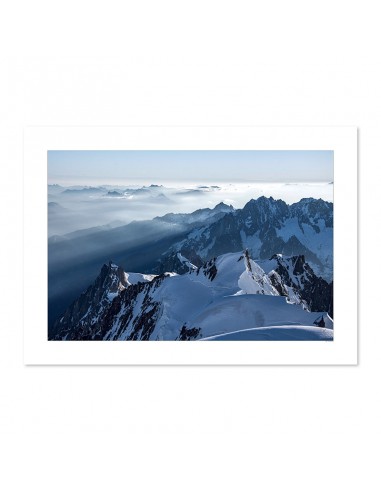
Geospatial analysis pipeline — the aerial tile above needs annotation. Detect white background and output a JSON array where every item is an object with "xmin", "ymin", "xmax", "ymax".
[{"xmin": 0, "ymin": 1, "xmax": 379, "ymax": 491}]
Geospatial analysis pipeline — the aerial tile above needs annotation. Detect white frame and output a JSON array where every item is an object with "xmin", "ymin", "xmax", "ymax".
[{"xmin": 23, "ymin": 126, "xmax": 357, "ymax": 365}]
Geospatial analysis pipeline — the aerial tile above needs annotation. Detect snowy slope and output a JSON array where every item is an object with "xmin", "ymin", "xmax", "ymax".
[
  {"xmin": 185, "ymin": 294, "xmax": 332, "ymax": 340},
  {"xmin": 53, "ymin": 251, "xmax": 333, "ymax": 341},
  {"xmin": 201, "ymin": 325, "xmax": 333, "ymax": 341},
  {"xmin": 124, "ymin": 272, "xmax": 157, "ymax": 285}
]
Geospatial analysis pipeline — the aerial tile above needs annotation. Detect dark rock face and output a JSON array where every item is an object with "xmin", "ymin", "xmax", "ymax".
[
  {"xmin": 313, "ymin": 315, "xmax": 326, "ymax": 328},
  {"xmin": 52, "ymin": 270, "xmax": 169, "ymax": 341},
  {"xmin": 154, "ymin": 252, "xmax": 197, "ymax": 275},
  {"xmin": 177, "ymin": 326, "xmax": 202, "ymax": 340},
  {"xmin": 244, "ymin": 249, "xmax": 252, "ymax": 273},
  {"xmin": 267, "ymin": 254, "xmax": 333, "ymax": 318},
  {"xmin": 268, "ymin": 271, "xmax": 289, "ymax": 296},
  {"xmin": 101, "ymin": 279, "xmax": 163, "ymax": 341},
  {"xmin": 197, "ymin": 258, "xmax": 218, "ymax": 281},
  {"xmin": 50, "ymin": 262, "xmax": 128, "ymax": 340},
  {"xmin": 206, "ymin": 213, "xmax": 246, "ymax": 257}
]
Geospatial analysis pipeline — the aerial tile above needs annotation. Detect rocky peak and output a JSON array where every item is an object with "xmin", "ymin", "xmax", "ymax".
[
  {"xmin": 100, "ymin": 262, "xmax": 128, "ymax": 297},
  {"xmin": 50, "ymin": 261, "xmax": 128, "ymax": 340},
  {"xmin": 154, "ymin": 251, "xmax": 197, "ymax": 275},
  {"xmin": 266, "ymin": 254, "xmax": 333, "ymax": 317},
  {"xmin": 213, "ymin": 202, "xmax": 235, "ymax": 213},
  {"xmin": 290, "ymin": 198, "xmax": 333, "ymax": 229},
  {"xmin": 241, "ymin": 196, "xmax": 290, "ymax": 229}
]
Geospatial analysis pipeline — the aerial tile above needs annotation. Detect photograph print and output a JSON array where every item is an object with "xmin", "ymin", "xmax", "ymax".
[{"xmin": 48, "ymin": 150, "xmax": 333, "ymax": 341}]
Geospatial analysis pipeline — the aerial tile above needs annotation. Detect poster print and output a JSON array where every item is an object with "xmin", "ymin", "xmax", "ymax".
[
  {"xmin": 48, "ymin": 150, "xmax": 334, "ymax": 342},
  {"xmin": 23, "ymin": 127, "xmax": 357, "ymax": 364}
]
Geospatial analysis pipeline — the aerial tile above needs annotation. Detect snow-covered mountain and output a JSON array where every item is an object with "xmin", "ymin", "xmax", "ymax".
[
  {"xmin": 155, "ymin": 202, "xmax": 234, "ymax": 226},
  {"xmin": 51, "ymin": 251, "xmax": 333, "ymax": 341},
  {"xmin": 48, "ymin": 196, "xmax": 333, "ymax": 333},
  {"xmin": 157, "ymin": 196, "xmax": 333, "ymax": 280},
  {"xmin": 257, "ymin": 253, "xmax": 333, "ymax": 317}
]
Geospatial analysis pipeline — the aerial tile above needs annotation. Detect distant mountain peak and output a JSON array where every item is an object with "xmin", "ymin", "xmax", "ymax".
[
  {"xmin": 106, "ymin": 190, "xmax": 123, "ymax": 197},
  {"xmin": 243, "ymin": 195, "xmax": 287, "ymax": 209},
  {"xmin": 214, "ymin": 201, "xmax": 234, "ymax": 211}
]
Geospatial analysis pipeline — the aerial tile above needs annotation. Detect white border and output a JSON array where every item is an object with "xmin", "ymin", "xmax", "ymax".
[{"xmin": 23, "ymin": 126, "xmax": 357, "ymax": 365}]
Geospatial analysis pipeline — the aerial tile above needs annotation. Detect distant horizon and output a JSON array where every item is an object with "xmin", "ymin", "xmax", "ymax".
[
  {"xmin": 48, "ymin": 150, "xmax": 334, "ymax": 184},
  {"xmin": 48, "ymin": 178, "xmax": 334, "ymax": 187}
]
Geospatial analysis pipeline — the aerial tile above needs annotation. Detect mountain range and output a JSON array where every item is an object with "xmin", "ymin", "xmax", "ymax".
[
  {"xmin": 154, "ymin": 196, "xmax": 333, "ymax": 280},
  {"xmin": 51, "ymin": 251, "xmax": 333, "ymax": 341},
  {"xmin": 48, "ymin": 195, "xmax": 333, "ymax": 336}
]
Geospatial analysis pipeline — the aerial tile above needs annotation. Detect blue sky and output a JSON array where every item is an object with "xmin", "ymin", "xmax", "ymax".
[{"xmin": 48, "ymin": 150, "xmax": 333, "ymax": 184}]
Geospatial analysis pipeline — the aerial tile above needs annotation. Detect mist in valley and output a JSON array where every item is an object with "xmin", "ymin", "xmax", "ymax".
[{"xmin": 48, "ymin": 181, "xmax": 333, "ymax": 237}]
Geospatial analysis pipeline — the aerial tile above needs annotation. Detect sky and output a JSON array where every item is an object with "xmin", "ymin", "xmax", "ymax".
[{"xmin": 48, "ymin": 150, "xmax": 333, "ymax": 185}]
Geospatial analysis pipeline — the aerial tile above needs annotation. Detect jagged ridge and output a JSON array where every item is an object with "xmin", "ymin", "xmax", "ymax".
[
  {"xmin": 156, "ymin": 196, "xmax": 333, "ymax": 280},
  {"xmin": 52, "ymin": 251, "xmax": 333, "ymax": 341}
]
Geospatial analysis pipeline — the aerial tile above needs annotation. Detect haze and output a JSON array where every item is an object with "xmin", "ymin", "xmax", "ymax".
[{"xmin": 49, "ymin": 150, "xmax": 333, "ymax": 184}]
